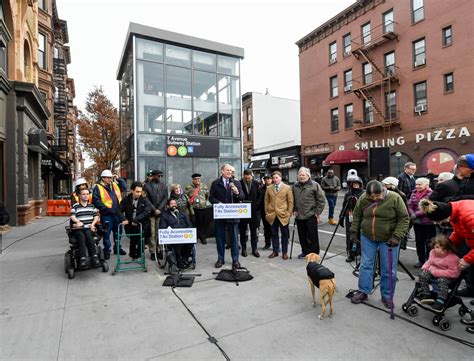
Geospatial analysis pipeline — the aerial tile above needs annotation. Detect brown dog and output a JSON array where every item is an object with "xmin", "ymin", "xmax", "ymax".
[{"xmin": 305, "ymin": 253, "xmax": 336, "ymax": 319}]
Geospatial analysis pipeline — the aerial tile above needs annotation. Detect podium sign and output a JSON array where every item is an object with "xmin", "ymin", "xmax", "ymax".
[
  {"xmin": 213, "ymin": 203, "xmax": 251, "ymax": 219},
  {"xmin": 158, "ymin": 228, "xmax": 197, "ymax": 244}
]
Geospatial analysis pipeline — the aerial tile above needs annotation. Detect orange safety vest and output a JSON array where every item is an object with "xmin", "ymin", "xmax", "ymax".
[
  {"xmin": 72, "ymin": 193, "xmax": 93, "ymax": 204},
  {"xmin": 97, "ymin": 182, "xmax": 122, "ymax": 208}
]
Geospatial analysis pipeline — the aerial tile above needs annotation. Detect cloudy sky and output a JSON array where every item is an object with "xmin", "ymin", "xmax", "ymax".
[{"xmin": 56, "ymin": 0, "xmax": 354, "ymax": 110}]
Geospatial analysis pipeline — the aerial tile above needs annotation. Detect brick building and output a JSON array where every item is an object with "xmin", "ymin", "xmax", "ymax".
[{"xmin": 297, "ymin": 0, "xmax": 473, "ymax": 182}]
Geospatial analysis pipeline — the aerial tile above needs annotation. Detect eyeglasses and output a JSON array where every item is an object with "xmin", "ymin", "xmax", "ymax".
[{"xmin": 407, "ymin": 168, "xmax": 416, "ymax": 171}]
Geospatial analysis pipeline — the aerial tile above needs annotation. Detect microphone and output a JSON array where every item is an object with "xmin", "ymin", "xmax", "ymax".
[{"xmin": 173, "ymin": 208, "xmax": 179, "ymax": 216}]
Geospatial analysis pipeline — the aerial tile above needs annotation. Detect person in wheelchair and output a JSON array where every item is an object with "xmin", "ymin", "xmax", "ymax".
[
  {"xmin": 120, "ymin": 181, "xmax": 153, "ymax": 259},
  {"xmin": 159, "ymin": 198, "xmax": 193, "ymax": 270},
  {"xmin": 70, "ymin": 188, "xmax": 100, "ymax": 268}
]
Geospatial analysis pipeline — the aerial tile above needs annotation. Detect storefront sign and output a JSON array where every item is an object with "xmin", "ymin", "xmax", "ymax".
[
  {"xmin": 166, "ymin": 135, "xmax": 219, "ymax": 157},
  {"xmin": 250, "ymin": 153, "xmax": 270, "ymax": 161},
  {"xmin": 303, "ymin": 143, "xmax": 331, "ymax": 155},
  {"xmin": 158, "ymin": 227, "xmax": 197, "ymax": 244},
  {"xmin": 353, "ymin": 126, "xmax": 471, "ymax": 150},
  {"xmin": 213, "ymin": 203, "xmax": 251, "ymax": 219}
]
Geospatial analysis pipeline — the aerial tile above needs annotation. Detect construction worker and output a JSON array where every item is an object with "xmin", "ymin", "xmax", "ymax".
[{"xmin": 71, "ymin": 178, "xmax": 92, "ymax": 205}]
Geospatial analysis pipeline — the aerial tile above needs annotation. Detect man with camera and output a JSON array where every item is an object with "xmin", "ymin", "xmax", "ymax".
[
  {"xmin": 321, "ymin": 169, "xmax": 341, "ymax": 225},
  {"xmin": 209, "ymin": 164, "xmax": 244, "ymax": 268},
  {"xmin": 143, "ymin": 169, "xmax": 167, "ymax": 261}
]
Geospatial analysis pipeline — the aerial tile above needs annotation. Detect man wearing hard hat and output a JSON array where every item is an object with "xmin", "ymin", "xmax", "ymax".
[
  {"xmin": 92, "ymin": 170, "xmax": 127, "ymax": 259},
  {"xmin": 71, "ymin": 178, "xmax": 92, "ymax": 205}
]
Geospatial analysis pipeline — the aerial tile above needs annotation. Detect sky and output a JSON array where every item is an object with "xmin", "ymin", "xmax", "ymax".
[{"xmin": 56, "ymin": 0, "xmax": 355, "ymax": 110}]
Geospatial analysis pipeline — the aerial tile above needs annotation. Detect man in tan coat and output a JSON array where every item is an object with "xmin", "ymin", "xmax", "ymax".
[{"xmin": 265, "ymin": 171, "xmax": 294, "ymax": 260}]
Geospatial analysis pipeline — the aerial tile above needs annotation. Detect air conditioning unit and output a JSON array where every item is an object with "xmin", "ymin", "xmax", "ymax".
[
  {"xmin": 414, "ymin": 104, "xmax": 427, "ymax": 113},
  {"xmin": 329, "ymin": 58, "xmax": 337, "ymax": 64},
  {"xmin": 344, "ymin": 85, "xmax": 352, "ymax": 92},
  {"xmin": 414, "ymin": 58, "xmax": 426, "ymax": 67}
]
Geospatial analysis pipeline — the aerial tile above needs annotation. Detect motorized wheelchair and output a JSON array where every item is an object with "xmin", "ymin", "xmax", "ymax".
[{"xmin": 64, "ymin": 224, "xmax": 109, "ymax": 279}]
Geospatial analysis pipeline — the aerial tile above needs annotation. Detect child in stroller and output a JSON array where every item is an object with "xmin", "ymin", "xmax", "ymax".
[{"xmin": 402, "ymin": 235, "xmax": 470, "ymax": 331}]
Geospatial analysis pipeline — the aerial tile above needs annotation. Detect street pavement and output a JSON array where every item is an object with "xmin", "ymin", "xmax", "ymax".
[{"xmin": 1, "ymin": 198, "xmax": 473, "ymax": 360}]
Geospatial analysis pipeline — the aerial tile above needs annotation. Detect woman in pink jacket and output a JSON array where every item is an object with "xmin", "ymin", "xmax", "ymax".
[{"xmin": 416, "ymin": 235, "xmax": 460, "ymax": 311}]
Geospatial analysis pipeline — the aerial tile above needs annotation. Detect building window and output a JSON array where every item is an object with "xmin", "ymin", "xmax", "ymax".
[
  {"xmin": 343, "ymin": 69, "xmax": 352, "ymax": 91},
  {"xmin": 383, "ymin": 9, "xmax": 394, "ymax": 33},
  {"xmin": 385, "ymin": 91, "xmax": 397, "ymax": 119},
  {"xmin": 344, "ymin": 104, "xmax": 353, "ymax": 129},
  {"xmin": 329, "ymin": 41, "xmax": 337, "ymax": 64},
  {"xmin": 343, "ymin": 33, "xmax": 351, "ymax": 56},
  {"xmin": 413, "ymin": 38, "xmax": 426, "ymax": 67},
  {"xmin": 363, "ymin": 63, "xmax": 372, "ymax": 85},
  {"xmin": 442, "ymin": 26, "xmax": 452, "ymax": 46},
  {"xmin": 38, "ymin": 32, "xmax": 47, "ymax": 70},
  {"xmin": 363, "ymin": 100, "xmax": 373, "ymax": 124},
  {"xmin": 384, "ymin": 51, "xmax": 395, "ymax": 76},
  {"xmin": 361, "ymin": 22, "xmax": 371, "ymax": 44},
  {"xmin": 444, "ymin": 73, "xmax": 454, "ymax": 92},
  {"xmin": 38, "ymin": 0, "xmax": 47, "ymax": 11},
  {"xmin": 414, "ymin": 81, "xmax": 427, "ymax": 112},
  {"xmin": 246, "ymin": 107, "xmax": 252, "ymax": 122},
  {"xmin": 330, "ymin": 76, "xmax": 338, "ymax": 98},
  {"xmin": 412, "ymin": 0, "xmax": 424, "ymax": 23},
  {"xmin": 330, "ymin": 108, "xmax": 339, "ymax": 132},
  {"xmin": 0, "ymin": 47, "xmax": 6, "ymax": 74},
  {"xmin": 246, "ymin": 127, "xmax": 252, "ymax": 141}
]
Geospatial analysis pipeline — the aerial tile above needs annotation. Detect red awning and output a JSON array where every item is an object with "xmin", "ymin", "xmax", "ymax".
[{"xmin": 324, "ymin": 150, "xmax": 368, "ymax": 165}]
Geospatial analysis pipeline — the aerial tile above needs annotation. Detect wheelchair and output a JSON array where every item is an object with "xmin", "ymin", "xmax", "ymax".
[
  {"xmin": 64, "ymin": 224, "xmax": 109, "ymax": 279},
  {"xmin": 155, "ymin": 241, "xmax": 196, "ymax": 274}
]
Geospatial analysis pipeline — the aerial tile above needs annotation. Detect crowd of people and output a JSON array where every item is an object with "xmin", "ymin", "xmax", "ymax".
[{"xmin": 68, "ymin": 153, "xmax": 474, "ymax": 335}]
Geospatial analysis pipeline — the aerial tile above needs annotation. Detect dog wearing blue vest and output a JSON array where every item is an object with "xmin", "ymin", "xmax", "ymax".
[{"xmin": 305, "ymin": 253, "xmax": 337, "ymax": 319}]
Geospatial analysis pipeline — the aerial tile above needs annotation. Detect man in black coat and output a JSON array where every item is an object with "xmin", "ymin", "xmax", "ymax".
[
  {"xmin": 239, "ymin": 170, "xmax": 263, "ymax": 258},
  {"xmin": 209, "ymin": 163, "xmax": 244, "ymax": 268},
  {"xmin": 143, "ymin": 169, "xmax": 168, "ymax": 260},
  {"xmin": 260, "ymin": 175, "xmax": 273, "ymax": 250},
  {"xmin": 120, "ymin": 181, "xmax": 154, "ymax": 259},
  {"xmin": 451, "ymin": 154, "xmax": 474, "ymax": 201},
  {"xmin": 429, "ymin": 171, "xmax": 460, "ymax": 202},
  {"xmin": 159, "ymin": 198, "xmax": 193, "ymax": 269},
  {"xmin": 397, "ymin": 162, "xmax": 417, "ymax": 198}
]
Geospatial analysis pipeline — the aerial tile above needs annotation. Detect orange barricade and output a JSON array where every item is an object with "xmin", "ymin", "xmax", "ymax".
[{"xmin": 46, "ymin": 200, "xmax": 71, "ymax": 216}]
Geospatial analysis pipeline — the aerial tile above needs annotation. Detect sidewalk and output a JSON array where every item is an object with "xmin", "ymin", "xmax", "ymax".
[{"xmin": 0, "ymin": 217, "xmax": 472, "ymax": 360}]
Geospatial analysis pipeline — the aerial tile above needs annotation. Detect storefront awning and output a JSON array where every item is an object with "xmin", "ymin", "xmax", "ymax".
[
  {"xmin": 324, "ymin": 150, "xmax": 368, "ymax": 165},
  {"xmin": 247, "ymin": 159, "xmax": 269, "ymax": 170}
]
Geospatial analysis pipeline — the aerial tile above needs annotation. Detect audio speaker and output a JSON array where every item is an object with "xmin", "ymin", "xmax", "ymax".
[{"xmin": 368, "ymin": 147, "xmax": 391, "ymax": 179}]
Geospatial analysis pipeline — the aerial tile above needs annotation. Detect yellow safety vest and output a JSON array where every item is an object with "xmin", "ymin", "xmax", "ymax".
[{"xmin": 97, "ymin": 182, "xmax": 122, "ymax": 208}]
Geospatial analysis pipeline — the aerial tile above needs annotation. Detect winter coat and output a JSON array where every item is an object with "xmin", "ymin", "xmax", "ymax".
[
  {"xmin": 339, "ymin": 187, "xmax": 364, "ymax": 228},
  {"xmin": 306, "ymin": 262, "xmax": 335, "ymax": 288},
  {"xmin": 351, "ymin": 190, "xmax": 409, "ymax": 242},
  {"xmin": 239, "ymin": 178, "xmax": 263, "ymax": 226},
  {"xmin": 209, "ymin": 177, "xmax": 244, "ymax": 223},
  {"xmin": 120, "ymin": 194, "xmax": 153, "ymax": 238},
  {"xmin": 448, "ymin": 200, "xmax": 474, "ymax": 264},
  {"xmin": 184, "ymin": 182, "xmax": 211, "ymax": 209},
  {"xmin": 159, "ymin": 208, "xmax": 193, "ymax": 229},
  {"xmin": 265, "ymin": 183, "xmax": 294, "ymax": 226},
  {"xmin": 292, "ymin": 180, "xmax": 325, "ymax": 220},
  {"xmin": 429, "ymin": 177, "xmax": 461, "ymax": 202},
  {"xmin": 92, "ymin": 178, "xmax": 127, "ymax": 217},
  {"xmin": 321, "ymin": 175, "xmax": 341, "ymax": 195},
  {"xmin": 421, "ymin": 249, "xmax": 461, "ymax": 279},
  {"xmin": 408, "ymin": 188, "xmax": 434, "ymax": 225},
  {"xmin": 451, "ymin": 174, "xmax": 474, "ymax": 201},
  {"xmin": 397, "ymin": 172, "xmax": 416, "ymax": 198},
  {"xmin": 170, "ymin": 192, "xmax": 194, "ymax": 218},
  {"xmin": 143, "ymin": 180, "xmax": 167, "ymax": 211}
]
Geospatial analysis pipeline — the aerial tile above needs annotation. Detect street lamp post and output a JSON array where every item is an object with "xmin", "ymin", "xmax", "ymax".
[{"xmin": 395, "ymin": 151, "xmax": 402, "ymax": 175}]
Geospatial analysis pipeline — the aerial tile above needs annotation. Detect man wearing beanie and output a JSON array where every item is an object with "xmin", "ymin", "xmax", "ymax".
[{"xmin": 452, "ymin": 154, "xmax": 474, "ymax": 201}]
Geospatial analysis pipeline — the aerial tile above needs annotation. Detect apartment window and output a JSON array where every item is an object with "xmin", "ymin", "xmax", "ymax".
[
  {"xmin": 0, "ymin": 47, "xmax": 6, "ymax": 73},
  {"xmin": 383, "ymin": 9, "xmax": 394, "ymax": 33},
  {"xmin": 330, "ymin": 108, "xmax": 339, "ymax": 132},
  {"xmin": 330, "ymin": 76, "xmax": 338, "ymax": 98},
  {"xmin": 246, "ymin": 107, "xmax": 252, "ymax": 122},
  {"xmin": 363, "ymin": 100, "xmax": 373, "ymax": 124},
  {"xmin": 414, "ymin": 81, "xmax": 427, "ymax": 111},
  {"xmin": 38, "ymin": 32, "xmax": 47, "ymax": 70},
  {"xmin": 444, "ymin": 73, "xmax": 454, "ymax": 92},
  {"xmin": 413, "ymin": 38, "xmax": 425, "ymax": 67},
  {"xmin": 343, "ymin": 33, "xmax": 351, "ymax": 56},
  {"xmin": 362, "ymin": 22, "xmax": 371, "ymax": 44},
  {"xmin": 246, "ymin": 127, "xmax": 252, "ymax": 141},
  {"xmin": 384, "ymin": 51, "xmax": 395, "ymax": 76},
  {"xmin": 442, "ymin": 26, "xmax": 452, "ymax": 46},
  {"xmin": 343, "ymin": 69, "xmax": 352, "ymax": 91},
  {"xmin": 38, "ymin": 0, "xmax": 47, "ymax": 11},
  {"xmin": 344, "ymin": 104, "xmax": 353, "ymax": 129},
  {"xmin": 363, "ymin": 63, "xmax": 372, "ymax": 85},
  {"xmin": 385, "ymin": 91, "xmax": 397, "ymax": 119},
  {"xmin": 412, "ymin": 0, "xmax": 424, "ymax": 23},
  {"xmin": 329, "ymin": 42, "xmax": 337, "ymax": 63}
]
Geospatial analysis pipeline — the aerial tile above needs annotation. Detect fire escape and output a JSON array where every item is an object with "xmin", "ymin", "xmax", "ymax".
[{"xmin": 351, "ymin": 20, "xmax": 401, "ymax": 137}]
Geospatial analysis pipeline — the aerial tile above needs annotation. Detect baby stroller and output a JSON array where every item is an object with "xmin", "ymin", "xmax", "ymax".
[
  {"xmin": 402, "ymin": 270, "xmax": 472, "ymax": 331},
  {"xmin": 64, "ymin": 224, "xmax": 109, "ymax": 279}
]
